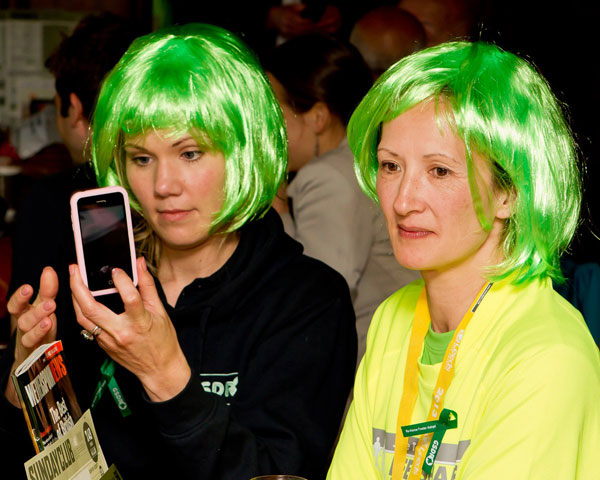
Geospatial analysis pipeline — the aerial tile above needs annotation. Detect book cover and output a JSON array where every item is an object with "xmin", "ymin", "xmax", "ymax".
[
  {"xmin": 24, "ymin": 409, "xmax": 109, "ymax": 480},
  {"xmin": 12, "ymin": 340, "xmax": 83, "ymax": 453}
]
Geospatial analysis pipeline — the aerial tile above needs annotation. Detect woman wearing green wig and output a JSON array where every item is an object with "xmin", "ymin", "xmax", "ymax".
[
  {"xmin": 4, "ymin": 24, "xmax": 356, "ymax": 479},
  {"xmin": 328, "ymin": 41, "xmax": 600, "ymax": 479}
]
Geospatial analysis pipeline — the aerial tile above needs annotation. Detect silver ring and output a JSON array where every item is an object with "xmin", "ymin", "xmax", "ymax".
[
  {"xmin": 91, "ymin": 325, "xmax": 102, "ymax": 337},
  {"xmin": 80, "ymin": 325, "xmax": 102, "ymax": 341},
  {"xmin": 80, "ymin": 329, "xmax": 94, "ymax": 341}
]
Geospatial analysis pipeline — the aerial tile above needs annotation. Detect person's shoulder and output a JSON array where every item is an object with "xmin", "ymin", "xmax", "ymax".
[
  {"xmin": 493, "ymin": 313, "xmax": 600, "ymax": 406},
  {"xmin": 367, "ymin": 279, "xmax": 424, "ymax": 335},
  {"xmin": 20, "ymin": 164, "xmax": 96, "ymax": 210},
  {"xmin": 376, "ymin": 279, "xmax": 424, "ymax": 314},
  {"xmin": 291, "ymin": 159, "xmax": 349, "ymax": 193},
  {"xmin": 243, "ymin": 209, "xmax": 352, "ymax": 299},
  {"xmin": 309, "ymin": 143, "xmax": 353, "ymax": 175},
  {"xmin": 288, "ymin": 249, "xmax": 353, "ymax": 297},
  {"xmin": 488, "ymin": 278, "xmax": 599, "ymax": 367},
  {"xmin": 251, "ymin": 238, "xmax": 356, "ymax": 342},
  {"xmin": 291, "ymin": 141, "xmax": 362, "ymax": 195},
  {"xmin": 359, "ymin": 279, "xmax": 424, "ymax": 373},
  {"xmin": 9, "ymin": 165, "xmax": 95, "ymax": 292},
  {"xmin": 15, "ymin": 165, "xmax": 95, "ymax": 232},
  {"xmin": 34, "ymin": 163, "xmax": 93, "ymax": 192},
  {"xmin": 472, "ymin": 280, "xmax": 600, "ymax": 417}
]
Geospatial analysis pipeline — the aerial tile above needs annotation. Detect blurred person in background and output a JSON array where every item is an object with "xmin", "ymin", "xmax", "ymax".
[
  {"xmin": 398, "ymin": 0, "xmax": 480, "ymax": 46},
  {"xmin": 266, "ymin": 35, "xmax": 419, "ymax": 364},
  {"xmin": 46, "ymin": 13, "xmax": 144, "ymax": 167},
  {"xmin": 350, "ymin": 6, "xmax": 426, "ymax": 79},
  {"xmin": 0, "ymin": 12, "xmax": 144, "ymax": 472},
  {"xmin": 168, "ymin": 0, "xmax": 344, "ymax": 56},
  {"xmin": 6, "ymin": 13, "xmax": 146, "ymax": 333},
  {"xmin": 267, "ymin": 1, "xmax": 342, "ymax": 42}
]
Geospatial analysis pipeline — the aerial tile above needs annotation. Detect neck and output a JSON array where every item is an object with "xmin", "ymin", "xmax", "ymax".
[
  {"xmin": 68, "ymin": 145, "xmax": 86, "ymax": 166},
  {"xmin": 157, "ymin": 232, "xmax": 240, "ymax": 305},
  {"xmin": 68, "ymin": 121, "xmax": 91, "ymax": 166},
  {"xmin": 316, "ymin": 121, "xmax": 346, "ymax": 157},
  {"xmin": 422, "ymin": 270, "xmax": 489, "ymax": 333},
  {"xmin": 422, "ymin": 227, "xmax": 503, "ymax": 333}
]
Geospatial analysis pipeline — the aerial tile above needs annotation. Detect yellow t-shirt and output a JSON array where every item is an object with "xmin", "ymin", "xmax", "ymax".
[{"xmin": 328, "ymin": 278, "xmax": 600, "ymax": 479}]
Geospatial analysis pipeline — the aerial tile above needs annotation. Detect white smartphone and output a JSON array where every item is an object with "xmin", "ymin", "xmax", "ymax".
[{"xmin": 70, "ymin": 186, "xmax": 138, "ymax": 297}]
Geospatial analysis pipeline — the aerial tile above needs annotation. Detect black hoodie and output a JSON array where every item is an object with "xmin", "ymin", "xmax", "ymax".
[{"xmin": 1, "ymin": 183, "xmax": 357, "ymax": 480}]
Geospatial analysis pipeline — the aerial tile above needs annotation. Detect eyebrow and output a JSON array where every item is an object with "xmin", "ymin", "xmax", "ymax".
[
  {"xmin": 171, "ymin": 136, "xmax": 193, "ymax": 147},
  {"xmin": 376, "ymin": 148, "xmax": 458, "ymax": 164},
  {"xmin": 376, "ymin": 147, "xmax": 399, "ymax": 157},
  {"xmin": 123, "ymin": 143, "xmax": 149, "ymax": 152},
  {"xmin": 424, "ymin": 152, "xmax": 458, "ymax": 163},
  {"xmin": 124, "ymin": 135, "xmax": 195, "ymax": 151}
]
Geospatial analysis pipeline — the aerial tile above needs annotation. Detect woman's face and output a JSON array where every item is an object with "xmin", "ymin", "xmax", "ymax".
[
  {"xmin": 268, "ymin": 73, "xmax": 316, "ymax": 172},
  {"xmin": 376, "ymin": 101, "xmax": 509, "ymax": 275},
  {"xmin": 124, "ymin": 130, "xmax": 226, "ymax": 252}
]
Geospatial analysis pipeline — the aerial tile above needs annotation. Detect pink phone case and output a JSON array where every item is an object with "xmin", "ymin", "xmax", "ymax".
[{"xmin": 70, "ymin": 186, "xmax": 138, "ymax": 296}]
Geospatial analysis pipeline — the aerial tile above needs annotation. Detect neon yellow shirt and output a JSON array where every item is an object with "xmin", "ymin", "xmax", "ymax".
[{"xmin": 328, "ymin": 277, "xmax": 600, "ymax": 479}]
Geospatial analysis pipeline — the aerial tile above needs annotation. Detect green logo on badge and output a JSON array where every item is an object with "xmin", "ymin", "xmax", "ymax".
[{"xmin": 83, "ymin": 422, "xmax": 99, "ymax": 462}]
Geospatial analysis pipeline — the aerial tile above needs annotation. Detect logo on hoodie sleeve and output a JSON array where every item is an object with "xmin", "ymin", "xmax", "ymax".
[{"xmin": 199, "ymin": 372, "xmax": 239, "ymax": 398}]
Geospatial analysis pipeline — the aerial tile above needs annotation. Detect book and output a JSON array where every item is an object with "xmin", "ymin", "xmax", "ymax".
[
  {"xmin": 12, "ymin": 340, "xmax": 82, "ymax": 453},
  {"xmin": 100, "ymin": 464, "xmax": 124, "ymax": 480},
  {"xmin": 24, "ymin": 409, "xmax": 109, "ymax": 480}
]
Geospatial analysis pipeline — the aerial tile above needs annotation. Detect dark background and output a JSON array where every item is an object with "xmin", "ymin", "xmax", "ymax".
[
  {"xmin": 1, "ymin": 0, "xmax": 597, "ymax": 262},
  {"xmin": 481, "ymin": 0, "xmax": 599, "ymax": 264}
]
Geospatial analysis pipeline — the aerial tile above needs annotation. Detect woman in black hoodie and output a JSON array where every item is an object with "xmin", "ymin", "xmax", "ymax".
[{"xmin": 3, "ymin": 23, "xmax": 356, "ymax": 480}]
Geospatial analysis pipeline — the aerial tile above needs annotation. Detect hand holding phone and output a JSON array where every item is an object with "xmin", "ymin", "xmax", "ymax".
[
  {"xmin": 69, "ymin": 258, "xmax": 192, "ymax": 402},
  {"xmin": 70, "ymin": 186, "xmax": 137, "ymax": 297}
]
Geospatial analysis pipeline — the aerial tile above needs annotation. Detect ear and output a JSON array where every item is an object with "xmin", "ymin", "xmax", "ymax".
[
  {"xmin": 68, "ymin": 92, "xmax": 86, "ymax": 127},
  {"xmin": 494, "ymin": 187, "xmax": 514, "ymax": 220},
  {"xmin": 306, "ymin": 102, "xmax": 331, "ymax": 135}
]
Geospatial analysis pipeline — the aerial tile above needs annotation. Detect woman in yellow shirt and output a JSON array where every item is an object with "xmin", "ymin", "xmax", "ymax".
[{"xmin": 328, "ymin": 41, "xmax": 600, "ymax": 479}]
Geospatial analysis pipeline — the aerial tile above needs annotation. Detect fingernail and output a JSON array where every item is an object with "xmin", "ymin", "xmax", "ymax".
[
  {"xmin": 40, "ymin": 319, "xmax": 49, "ymax": 329},
  {"xmin": 21, "ymin": 285, "xmax": 31, "ymax": 296},
  {"xmin": 112, "ymin": 268, "xmax": 120, "ymax": 277},
  {"xmin": 43, "ymin": 301, "xmax": 53, "ymax": 311},
  {"xmin": 141, "ymin": 257, "xmax": 148, "ymax": 272},
  {"xmin": 69, "ymin": 264, "xmax": 75, "ymax": 275}
]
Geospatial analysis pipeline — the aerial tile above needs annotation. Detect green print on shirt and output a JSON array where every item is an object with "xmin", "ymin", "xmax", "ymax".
[{"xmin": 372, "ymin": 428, "xmax": 470, "ymax": 480}]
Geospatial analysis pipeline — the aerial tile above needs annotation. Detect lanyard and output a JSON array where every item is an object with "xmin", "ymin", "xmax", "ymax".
[
  {"xmin": 91, "ymin": 359, "xmax": 131, "ymax": 418},
  {"xmin": 391, "ymin": 282, "xmax": 493, "ymax": 480}
]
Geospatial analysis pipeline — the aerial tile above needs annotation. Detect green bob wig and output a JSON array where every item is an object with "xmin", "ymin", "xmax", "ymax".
[
  {"xmin": 91, "ymin": 23, "xmax": 287, "ymax": 235},
  {"xmin": 349, "ymin": 41, "xmax": 581, "ymax": 284}
]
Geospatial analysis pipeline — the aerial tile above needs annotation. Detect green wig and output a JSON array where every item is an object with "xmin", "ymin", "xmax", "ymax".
[
  {"xmin": 349, "ymin": 41, "xmax": 581, "ymax": 284},
  {"xmin": 91, "ymin": 23, "xmax": 287, "ymax": 235}
]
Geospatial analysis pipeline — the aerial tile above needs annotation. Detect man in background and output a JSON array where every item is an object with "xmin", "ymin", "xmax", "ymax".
[
  {"xmin": 46, "ymin": 13, "xmax": 144, "ymax": 166},
  {"xmin": 350, "ymin": 6, "xmax": 426, "ymax": 78},
  {"xmin": 398, "ymin": 0, "xmax": 480, "ymax": 46},
  {"xmin": 3, "ymin": 13, "xmax": 143, "ymax": 345},
  {"xmin": 0, "ymin": 13, "xmax": 143, "ymax": 475}
]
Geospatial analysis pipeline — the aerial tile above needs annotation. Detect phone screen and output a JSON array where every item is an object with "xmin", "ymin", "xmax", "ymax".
[{"xmin": 76, "ymin": 192, "xmax": 134, "ymax": 292}]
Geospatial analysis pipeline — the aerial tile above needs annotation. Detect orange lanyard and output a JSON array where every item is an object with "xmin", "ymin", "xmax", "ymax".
[{"xmin": 391, "ymin": 283, "xmax": 493, "ymax": 480}]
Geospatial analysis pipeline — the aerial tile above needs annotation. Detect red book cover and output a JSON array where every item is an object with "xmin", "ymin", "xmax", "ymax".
[{"xmin": 12, "ymin": 340, "xmax": 82, "ymax": 453}]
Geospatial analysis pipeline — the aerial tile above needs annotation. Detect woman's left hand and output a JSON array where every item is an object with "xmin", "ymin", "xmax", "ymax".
[{"xmin": 69, "ymin": 257, "xmax": 191, "ymax": 402}]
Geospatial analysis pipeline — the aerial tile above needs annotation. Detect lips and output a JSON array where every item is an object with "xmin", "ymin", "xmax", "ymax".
[
  {"xmin": 158, "ymin": 209, "xmax": 192, "ymax": 222},
  {"xmin": 397, "ymin": 225, "xmax": 432, "ymax": 239}
]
